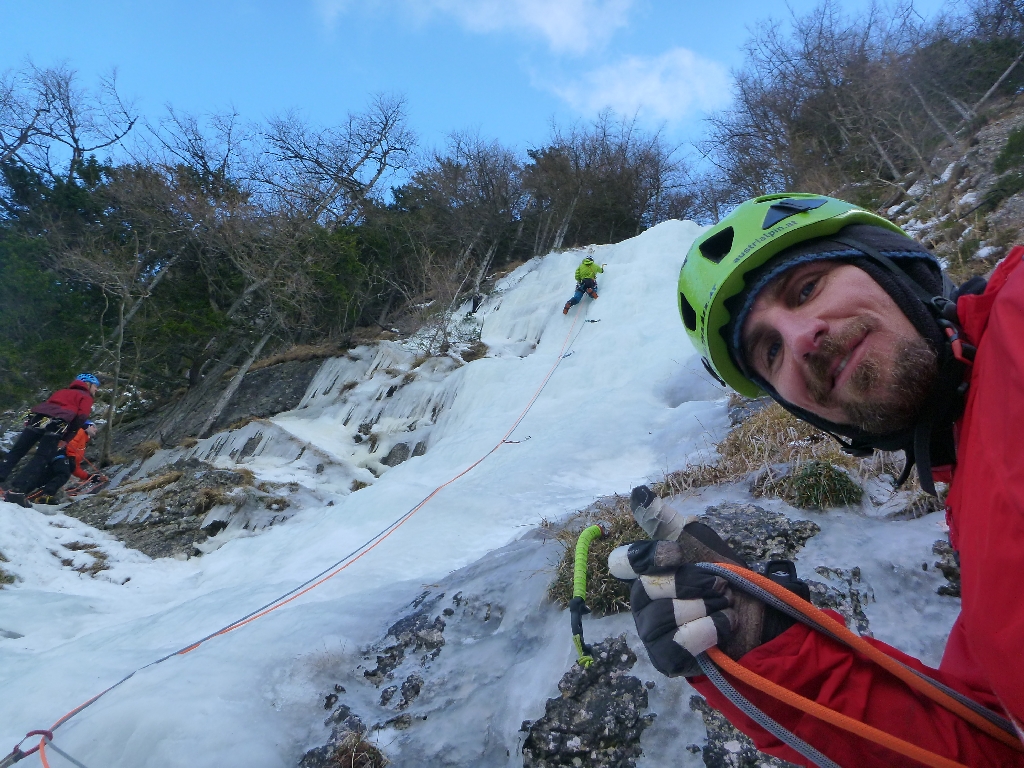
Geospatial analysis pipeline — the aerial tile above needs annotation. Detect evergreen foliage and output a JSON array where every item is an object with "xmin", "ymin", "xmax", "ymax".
[
  {"xmin": 1, "ymin": 0, "xmax": 1020, "ymax": 433},
  {"xmin": 994, "ymin": 126, "xmax": 1024, "ymax": 172}
]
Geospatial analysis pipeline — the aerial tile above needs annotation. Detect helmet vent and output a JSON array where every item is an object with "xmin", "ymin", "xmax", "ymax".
[
  {"xmin": 761, "ymin": 197, "xmax": 827, "ymax": 229},
  {"xmin": 679, "ymin": 292, "xmax": 697, "ymax": 331},
  {"xmin": 698, "ymin": 227, "xmax": 734, "ymax": 263}
]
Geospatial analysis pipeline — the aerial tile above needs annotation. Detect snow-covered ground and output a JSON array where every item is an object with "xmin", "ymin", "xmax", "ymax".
[{"xmin": 0, "ymin": 219, "xmax": 962, "ymax": 767}]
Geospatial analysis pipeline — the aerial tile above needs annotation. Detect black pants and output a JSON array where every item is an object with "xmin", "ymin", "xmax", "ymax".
[
  {"xmin": 0, "ymin": 416, "xmax": 69, "ymax": 492},
  {"xmin": 32, "ymin": 455, "xmax": 75, "ymax": 496}
]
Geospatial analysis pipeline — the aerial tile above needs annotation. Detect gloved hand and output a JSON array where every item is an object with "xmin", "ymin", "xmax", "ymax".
[
  {"xmin": 89, "ymin": 473, "xmax": 108, "ymax": 483},
  {"xmin": 627, "ymin": 543, "xmax": 738, "ymax": 676},
  {"xmin": 613, "ymin": 486, "xmax": 811, "ymax": 678}
]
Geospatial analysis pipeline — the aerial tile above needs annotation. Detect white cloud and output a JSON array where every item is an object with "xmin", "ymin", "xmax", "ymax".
[
  {"xmin": 553, "ymin": 48, "xmax": 732, "ymax": 124},
  {"xmin": 424, "ymin": 0, "xmax": 634, "ymax": 54},
  {"xmin": 314, "ymin": 0, "xmax": 351, "ymax": 28},
  {"xmin": 313, "ymin": 0, "xmax": 634, "ymax": 54}
]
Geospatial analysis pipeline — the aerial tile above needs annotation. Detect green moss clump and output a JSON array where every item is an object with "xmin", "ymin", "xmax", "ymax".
[{"xmin": 767, "ymin": 460, "xmax": 863, "ymax": 510}]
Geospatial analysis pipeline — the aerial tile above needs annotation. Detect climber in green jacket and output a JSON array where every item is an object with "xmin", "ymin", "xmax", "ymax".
[{"xmin": 563, "ymin": 257, "xmax": 606, "ymax": 314}]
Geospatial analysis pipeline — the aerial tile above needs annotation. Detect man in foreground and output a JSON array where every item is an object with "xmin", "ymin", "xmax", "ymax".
[{"xmin": 627, "ymin": 195, "xmax": 1024, "ymax": 765}]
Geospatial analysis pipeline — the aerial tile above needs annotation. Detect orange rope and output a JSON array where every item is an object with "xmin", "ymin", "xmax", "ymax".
[
  {"xmin": 33, "ymin": 301, "xmax": 589, "ymax": 742},
  {"xmin": 707, "ymin": 647, "xmax": 969, "ymax": 768},
  {"xmin": 37, "ymin": 739, "xmax": 50, "ymax": 768},
  {"xmin": 179, "ymin": 303, "xmax": 586, "ymax": 649},
  {"xmin": 714, "ymin": 563, "xmax": 1023, "ymax": 752}
]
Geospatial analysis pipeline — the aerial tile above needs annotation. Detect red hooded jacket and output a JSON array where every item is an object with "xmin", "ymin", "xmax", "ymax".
[
  {"xmin": 31, "ymin": 380, "xmax": 94, "ymax": 434},
  {"xmin": 690, "ymin": 247, "xmax": 1024, "ymax": 766}
]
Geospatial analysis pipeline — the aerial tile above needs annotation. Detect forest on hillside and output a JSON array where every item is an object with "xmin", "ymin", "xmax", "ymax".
[{"xmin": 2, "ymin": 0, "xmax": 1023, "ymax": 461}]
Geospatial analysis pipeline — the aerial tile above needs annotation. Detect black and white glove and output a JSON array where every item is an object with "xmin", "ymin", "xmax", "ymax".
[
  {"xmin": 614, "ymin": 486, "xmax": 811, "ymax": 678},
  {"xmin": 627, "ymin": 544, "xmax": 738, "ymax": 676}
]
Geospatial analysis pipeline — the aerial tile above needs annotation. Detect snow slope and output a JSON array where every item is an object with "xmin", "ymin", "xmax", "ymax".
[{"xmin": 0, "ymin": 220, "xmax": 737, "ymax": 766}]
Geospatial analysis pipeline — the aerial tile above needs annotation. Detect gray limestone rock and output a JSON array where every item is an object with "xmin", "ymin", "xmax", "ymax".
[
  {"xmin": 60, "ymin": 458, "xmax": 275, "ymax": 559},
  {"xmin": 521, "ymin": 635, "xmax": 655, "ymax": 768},
  {"xmin": 932, "ymin": 539, "xmax": 961, "ymax": 597},
  {"xmin": 688, "ymin": 696, "xmax": 796, "ymax": 768},
  {"xmin": 806, "ymin": 566, "xmax": 875, "ymax": 636},
  {"xmin": 698, "ymin": 502, "xmax": 821, "ymax": 563},
  {"xmin": 382, "ymin": 442, "xmax": 411, "ymax": 467}
]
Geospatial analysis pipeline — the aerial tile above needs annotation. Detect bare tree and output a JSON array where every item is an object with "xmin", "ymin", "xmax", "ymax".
[
  {"xmin": 252, "ymin": 94, "xmax": 414, "ymax": 226},
  {"xmin": 0, "ymin": 67, "xmax": 50, "ymax": 166},
  {"xmin": 0, "ymin": 63, "xmax": 137, "ymax": 182}
]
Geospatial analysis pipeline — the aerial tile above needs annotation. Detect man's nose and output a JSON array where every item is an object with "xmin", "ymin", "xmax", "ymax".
[{"xmin": 780, "ymin": 314, "xmax": 828, "ymax": 360}]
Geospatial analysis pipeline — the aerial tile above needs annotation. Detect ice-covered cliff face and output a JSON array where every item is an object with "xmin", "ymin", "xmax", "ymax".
[
  {"xmin": 1, "ymin": 220, "xmax": 739, "ymax": 766},
  {"xmin": 0, "ymin": 218, "xmax": 967, "ymax": 768}
]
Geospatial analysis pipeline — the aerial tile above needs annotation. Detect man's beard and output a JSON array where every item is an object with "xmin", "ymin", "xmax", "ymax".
[{"xmin": 805, "ymin": 320, "xmax": 937, "ymax": 434}]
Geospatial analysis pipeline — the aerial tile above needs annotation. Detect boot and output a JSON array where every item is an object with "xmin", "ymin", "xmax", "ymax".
[
  {"xmin": 4, "ymin": 491, "xmax": 32, "ymax": 508},
  {"xmin": 587, "ymin": 288, "xmax": 599, "ymax": 299},
  {"xmin": 563, "ymin": 302, "xmax": 572, "ymax": 315}
]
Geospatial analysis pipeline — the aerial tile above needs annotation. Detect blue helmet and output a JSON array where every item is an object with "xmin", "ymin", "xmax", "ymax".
[
  {"xmin": 84, "ymin": 420, "xmax": 95, "ymax": 428},
  {"xmin": 75, "ymin": 373, "xmax": 100, "ymax": 386}
]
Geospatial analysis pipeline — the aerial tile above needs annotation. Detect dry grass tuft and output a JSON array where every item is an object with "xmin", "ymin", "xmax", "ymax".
[
  {"xmin": 460, "ymin": 341, "xmax": 488, "ymax": 362},
  {"xmin": 0, "ymin": 551, "xmax": 14, "ymax": 587},
  {"xmin": 548, "ymin": 496, "xmax": 643, "ymax": 616},
  {"xmin": 178, "ymin": 436, "xmax": 199, "ymax": 449},
  {"xmin": 113, "ymin": 471, "xmax": 183, "ymax": 495},
  {"xmin": 227, "ymin": 415, "xmax": 262, "ymax": 432},
  {"xmin": 195, "ymin": 488, "xmax": 235, "ymax": 514},
  {"xmin": 324, "ymin": 732, "xmax": 388, "ymax": 768},
  {"xmin": 350, "ymin": 480, "xmax": 369, "ymax": 492},
  {"xmin": 137, "ymin": 440, "xmax": 162, "ymax": 460},
  {"xmin": 656, "ymin": 401, "xmax": 913, "ymax": 501},
  {"xmin": 718, "ymin": 402, "xmax": 854, "ymax": 472},
  {"xmin": 63, "ymin": 541, "xmax": 110, "ymax": 576},
  {"xmin": 249, "ymin": 343, "xmax": 347, "ymax": 372}
]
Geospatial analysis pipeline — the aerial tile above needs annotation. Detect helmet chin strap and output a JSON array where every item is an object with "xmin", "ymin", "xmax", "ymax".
[{"xmin": 758, "ymin": 235, "xmax": 974, "ymax": 497}]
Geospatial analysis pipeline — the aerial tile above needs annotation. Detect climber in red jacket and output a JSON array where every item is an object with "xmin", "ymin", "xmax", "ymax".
[
  {"xmin": 1, "ymin": 373, "xmax": 99, "ymax": 507},
  {"xmin": 627, "ymin": 195, "xmax": 1024, "ymax": 766}
]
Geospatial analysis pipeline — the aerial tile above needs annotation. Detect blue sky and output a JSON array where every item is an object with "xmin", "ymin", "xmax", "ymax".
[{"xmin": 4, "ymin": 0, "xmax": 951, "ymax": 157}]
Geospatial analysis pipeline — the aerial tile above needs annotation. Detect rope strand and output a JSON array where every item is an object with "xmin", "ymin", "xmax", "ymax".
[{"xmin": 5, "ymin": 302, "xmax": 590, "ymax": 766}]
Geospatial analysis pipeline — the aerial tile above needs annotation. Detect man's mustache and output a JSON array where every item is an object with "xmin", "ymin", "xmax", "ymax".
[{"xmin": 805, "ymin": 320, "xmax": 875, "ymax": 405}]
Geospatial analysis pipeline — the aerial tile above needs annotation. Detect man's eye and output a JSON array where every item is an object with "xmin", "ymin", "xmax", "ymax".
[
  {"xmin": 766, "ymin": 340, "xmax": 781, "ymax": 368},
  {"xmin": 798, "ymin": 280, "xmax": 817, "ymax": 304}
]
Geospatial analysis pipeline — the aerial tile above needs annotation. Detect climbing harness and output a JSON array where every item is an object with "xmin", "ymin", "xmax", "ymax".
[
  {"xmin": 568, "ymin": 523, "xmax": 608, "ymax": 667},
  {"xmin": 694, "ymin": 562, "xmax": 1023, "ymax": 767},
  {"xmin": 3, "ymin": 301, "xmax": 596, "ymax": 767}
]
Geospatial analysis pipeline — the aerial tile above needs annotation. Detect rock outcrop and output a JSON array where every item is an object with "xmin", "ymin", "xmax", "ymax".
[{"xmin": 522, "ymin": 636, "xmax": 655, "ymax": 768}]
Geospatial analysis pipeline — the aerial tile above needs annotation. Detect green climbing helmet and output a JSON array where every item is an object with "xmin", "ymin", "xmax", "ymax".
[{"xmin": 678, "ymin": 193, "xmax": 906, "ymax": 397}]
